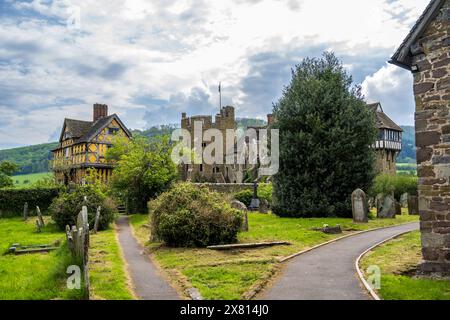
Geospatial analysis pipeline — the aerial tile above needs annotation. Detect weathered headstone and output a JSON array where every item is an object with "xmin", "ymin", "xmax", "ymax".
[
  {"xmin": 23, "ymin": 202, "xmax": 29, "ymax": 221},
  {"xmin": 92, "ymin": 206, "xmax": 101, "ymax": 234},
  {"xmin": 249, "ymin": 181, "xmax": 260, "ymax": 211},
  {"xmin": 400, "ymin": 193, "xmax": 409, "ymax": 208},
  {"xmin": 377, "ymin": 195, "xmax": 397, "ymax": 219},
  {"xmin": 231, "ymin": 200, "xmax": 248, "ymax": 232},
  {"xmin": 259, "ymin": 199, "xmax": 269, "ymax": 214},
  {"xmin": 36, "ymin": 220, "xmax": 42, "ymax": 233},
  {"xmin": 352, "ymin": 189, "xmax": 368, "ymax": 223},
  {"xmin": 231, "ymin": 200, "xmax": 247, "ymax": 211},
  {"xmin": 408, "ymin": 195, "xmax": 419, "ymax": 215},
  {"xmin": 36, "ymin": 206, "xmax": 45, "ymax": 227},
  {"xmin": 376, "ymin": 193, "xmax": 384, "ymax": 213},
  {"xmin": 367, "ymin": 197, "xmax": 375, "ymax": 209}
]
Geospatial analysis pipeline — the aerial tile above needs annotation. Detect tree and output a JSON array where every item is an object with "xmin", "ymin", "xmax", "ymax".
[
  {"xmin": 107, "ymin": 136, "xmax": 178, "ymax": 214},
  {"xmin": 272, "ymin": 52, "xmax": 377, "ymax": 218},
  {"xmin": 0, "ymin": 161, "xmax": 18, "ymax": 188}
]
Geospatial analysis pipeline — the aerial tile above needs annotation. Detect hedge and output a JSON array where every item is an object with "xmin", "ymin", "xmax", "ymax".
[{"xmin": 0, "ymin": 187, "xmax": 61, "ymax": 216}]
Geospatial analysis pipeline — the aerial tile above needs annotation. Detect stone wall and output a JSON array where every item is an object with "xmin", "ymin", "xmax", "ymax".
[
  {"xmin": 375, "ymin": 149, "xmax": 398, "ymax": 175},
  {"xmin": 194, "ymin": 183, "xmax": 256, "ymax": 194},
  {"xmin": 412, "ymin": 0, "xmax": 450, "ymax": 274}
]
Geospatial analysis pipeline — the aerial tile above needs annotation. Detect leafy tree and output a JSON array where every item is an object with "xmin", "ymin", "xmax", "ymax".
[
  {"xmin": 0, "ymin": 161, "xmax": 18, "ymax": 188},
  {"xmin": 107, "ymin": 136, "xmax": 178, "ymax": 213},
  {"xmin": 272, "ymin": 52, "xmax": 377, "ymax": 218}
]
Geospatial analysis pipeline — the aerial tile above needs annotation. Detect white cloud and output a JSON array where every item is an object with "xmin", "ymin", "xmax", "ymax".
[
  {"xmin": 0, "ymin": 0, "xmax": 428, "ymax": 148},
  {"xmin": 362, "ymin": 64, "xmax": 415, "ymax": 126}
]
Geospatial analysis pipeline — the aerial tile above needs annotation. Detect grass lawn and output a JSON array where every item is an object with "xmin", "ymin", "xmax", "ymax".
[
  {"xmin": 360, "ymin": 231, "xmax": 450, "ymax": 300},
  {"xmin": 0, "ymin": 217, "xmax": 83, "ymax": 300},
  {"xmin": 89, "ymin": 224, "xmax": 135, "ymax": 300},
  {"xmin": 129, "ymin": 212, "xmax": 419, "ymax": 300},
  {"xmin": 12, "ymin": 172, "xmax": 52, "ymax": 188}
]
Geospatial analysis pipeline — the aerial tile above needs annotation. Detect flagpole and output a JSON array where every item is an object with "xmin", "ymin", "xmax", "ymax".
[{"xmin": 219, "ymin": 82, "xmax": 222, "ymax": 112}]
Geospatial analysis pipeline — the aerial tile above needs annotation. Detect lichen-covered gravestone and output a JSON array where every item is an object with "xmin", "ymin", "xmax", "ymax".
[
  {"xmin": 408, "ymin": 195, "xmax": 419, "ymax": 215},
  {"xmin": 351, "ymin": 189, "xmax": 368, "ymax": 223},
  {"xmin": 377, "ymin": 195, "xmax": 397, "ymax": 219},
  {"xmin": 400, "ymin": 193, "xmax": 409, "ymax": 208},
  {"xmin": 259, "ymin": 199, "xmax": 269, "ymax": 214},
  {"xmin": 231, "ymin": 200, "xmax": 248, "ymax": 232}
]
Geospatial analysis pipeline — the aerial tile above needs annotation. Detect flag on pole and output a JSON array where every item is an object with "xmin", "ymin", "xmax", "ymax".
[{"xmin": 218, "ymin": 82, "xmax": 221, "ymax": 93}]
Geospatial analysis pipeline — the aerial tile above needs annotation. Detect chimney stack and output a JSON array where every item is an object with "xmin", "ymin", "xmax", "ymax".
[
  {"xmin": 267, "ymin": 114, "xmax": 274, "ymax": 125},
  {"xmin": 93, "ymin": 104, "xmax": 108, "ymax": 122}
]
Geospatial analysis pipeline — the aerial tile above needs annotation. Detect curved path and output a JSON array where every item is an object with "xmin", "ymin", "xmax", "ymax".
[
  {"xmin": 116, "ymin": 216, "xmax": 180, "ymax": 300},
  {"xmin": 261, "ymin": 222, "xmax": 419, "ymax": 300}
]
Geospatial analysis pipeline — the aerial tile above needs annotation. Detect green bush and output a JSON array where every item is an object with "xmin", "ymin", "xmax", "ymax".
[
  {"xmin": 234, "ymin": 184, "xmax": 273, "ymax": 207},
  {"xmin": 49, "ymin": 185, "xmax": 117, "ymax": 231},
  {"xmin": 234, "ymin": 190, "xmax": 253, "ymax": 207},
  {"xmin": 0, "ymin": 187, "xmax": 60, "ymax": 216},
  {"xmin": 369, "ymin": 174, "xmax": 418, "ymax": 200},
  {"xmin": 150, "ymin": 183, "xmax": 242, "ymax": 247}
]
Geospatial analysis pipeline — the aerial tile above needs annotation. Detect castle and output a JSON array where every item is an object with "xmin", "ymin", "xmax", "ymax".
[
  {"xmin": 181, "ymin": 103, "xmax": 402, "ymax": 183},
  {"xmin": 51, "ymin": 104, "xmax": 132, "ymax": 185}
]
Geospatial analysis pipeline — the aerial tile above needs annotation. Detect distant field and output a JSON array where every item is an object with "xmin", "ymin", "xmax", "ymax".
[
  {"xmin": 396, "ymin": 163, "xmax": 417, "ymax": 176},
  {"xmin": 12, "ymin": 172, "xmax": 53, "ymax": 187}
]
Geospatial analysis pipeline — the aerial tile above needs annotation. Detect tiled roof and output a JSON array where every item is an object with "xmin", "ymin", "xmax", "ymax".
[
  {"xmin": 368, "ymin": 103, "xmax": 403, "ymax": 132},
  {"xmin": 59, "ymin": 114, "xmax": 131, "ymax": 145}
]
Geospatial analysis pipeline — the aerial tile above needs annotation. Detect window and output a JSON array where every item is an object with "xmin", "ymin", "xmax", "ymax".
[
  {"xmin": 64, "ymin": 148, "xmax": 70, "ymax": 158},
  {"xmin": 200, "ymin": 164, "xmax": 203, "ymax": 172},
  {"xmin": 108, "ymin": 128, "xmax": 119, "ymax": 135}
]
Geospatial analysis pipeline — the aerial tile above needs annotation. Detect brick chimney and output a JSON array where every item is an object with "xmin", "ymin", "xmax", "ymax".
[
  {"xmin": 267, "ymin": 114, "xmax": 274, "ymax": 125},
  {"xmin": 93, "ymin": 104, "xmax": 108, "ymax": 122}
]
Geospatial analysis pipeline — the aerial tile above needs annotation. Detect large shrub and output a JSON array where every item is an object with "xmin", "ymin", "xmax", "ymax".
[
  {"xmin": 0, "ymin": 187, "xmax": 60, "ymax": 216},
  {"xmin": 369, "ymin": 174, "xmax": 418, "ymax": 200},
  {"xmin": 150, "ymin": 183, "xmax": 242, "ymax": 247},
  {"xmin": 272, "ymin": 52, "xmax": 377, "ymax": 218},
  {"xmin": 234, "ymin": 184, "xmax": 273, "ymax": 206},
  {"xmin": 50, "ymin": 185, "xmax": 117, "ymax": 231}
]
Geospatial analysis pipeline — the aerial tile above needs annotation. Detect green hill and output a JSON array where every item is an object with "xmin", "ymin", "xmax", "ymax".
[
  {"xmin": 397, "ymin": 126, "xmax": 416, "ymax": 163},
  {"xmin": 0, "ymin": 142, "xmax": 58, "ymax": 175}
]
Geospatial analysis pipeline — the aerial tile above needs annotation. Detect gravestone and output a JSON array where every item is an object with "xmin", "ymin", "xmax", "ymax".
[
  {"xmin": 377, "ymin": 195, "xmax": 397, "ymax": 219},
  {"xmin": 36, "ymin": 206, "xmax": 45, "ymax": 227},
  {"xmin": 248, "ymin": 181, "xmax": 260, "ymax": 211},
  {"xmin": 231, "ymin": 200, "xmax": 249, "ymax": 232},
  {"xmin": 93, "ymin": 206, "xmax": 101, "ymax": 234},
  {"xmin": 259, "ymin": 199, "xmax": 269, "ymax": 214},
  {"xmin": 408, "ymin": 196, "xmax": 419, "ymax": 215},
  {"xmin": 23, "ymin": 202, "xmax": 29, "ymax": 221},
  {"xmin": 376, "ymin": 193, "xmax": 384, "ymax": 213},
  {"xmin": 367, "ymin": 197, "xmax": 375, "ymax": 209},
  {"xmin": 231, "ymin": 200, "xmax": 247, "ymax": 211},
  {"xmin": 351, "ymin": 189, "xmax": 368, "ymax": 223},
  {"xmin": 400, "ymin": 193, "xmax": 409, "ymax": 208}
]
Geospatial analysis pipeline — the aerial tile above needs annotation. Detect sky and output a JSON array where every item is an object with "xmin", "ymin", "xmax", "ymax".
[{"xmin": 0, "ymin": 0, "xmax": 430, "ymax": 149}]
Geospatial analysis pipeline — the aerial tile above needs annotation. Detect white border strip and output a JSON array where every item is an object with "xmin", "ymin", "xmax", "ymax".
[{"xmin": 355, "ymin": 229, "xmax": 416, "ymax": 301}]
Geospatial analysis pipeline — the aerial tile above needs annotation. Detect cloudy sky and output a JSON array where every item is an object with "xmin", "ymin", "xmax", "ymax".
[{"xmin": 0, "ymin": 0, "xmax": 428, "ymax": 149}]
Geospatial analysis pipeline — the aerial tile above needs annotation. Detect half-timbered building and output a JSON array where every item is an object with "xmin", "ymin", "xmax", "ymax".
[{"xmin": 52, "ymin": 104, "xmax": 132, "ymax": 185}]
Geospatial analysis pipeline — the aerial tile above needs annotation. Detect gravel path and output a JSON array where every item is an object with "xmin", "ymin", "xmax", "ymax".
[
  {"xmin": 261, "ymin": 222, "xmax": 420, "ymax": 300},
  {"xmin": 116, "ymin": 216, "xmax": 180, "ymax": 300}
]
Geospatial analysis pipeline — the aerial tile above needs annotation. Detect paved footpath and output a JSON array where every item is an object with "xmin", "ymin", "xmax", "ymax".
[
  {"xmin": 261, "ymin": 222, "xmax": 419, "ymax": 300},
  {"xmin": 116, "ymin": 216, "xmax": 180, "ymax": 300}
]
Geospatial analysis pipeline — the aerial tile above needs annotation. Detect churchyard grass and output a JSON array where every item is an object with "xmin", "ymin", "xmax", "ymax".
[
  {"xmin": 89, "ymin": 225, "xmax": 135, "ymax": 300},
  {"xmin": 129, "ymin": 212, "xmax": 419, "ymax": 300},
  {"xmin": 360, "ymin": 231, "xmax": 450, "ymax": 300},
  {"xmin": 0, "ymin": 217, "xmax": 83, "ymax": 300}
]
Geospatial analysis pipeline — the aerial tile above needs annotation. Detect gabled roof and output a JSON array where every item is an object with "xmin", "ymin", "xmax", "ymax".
[
  {"xmin": 368, "ymin": 102, "xmax": 403, "ymax": 132},
  {"xmin": 389, "ymin": 0, "xmax": 447, "ymax": 70},
  {"xmin": 59, "ymin": 118, "xmax": 93, "ymax": 142},
  {"xmin": 58, "ymin": 114, "xmax": 132, "ymax": 145}
]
